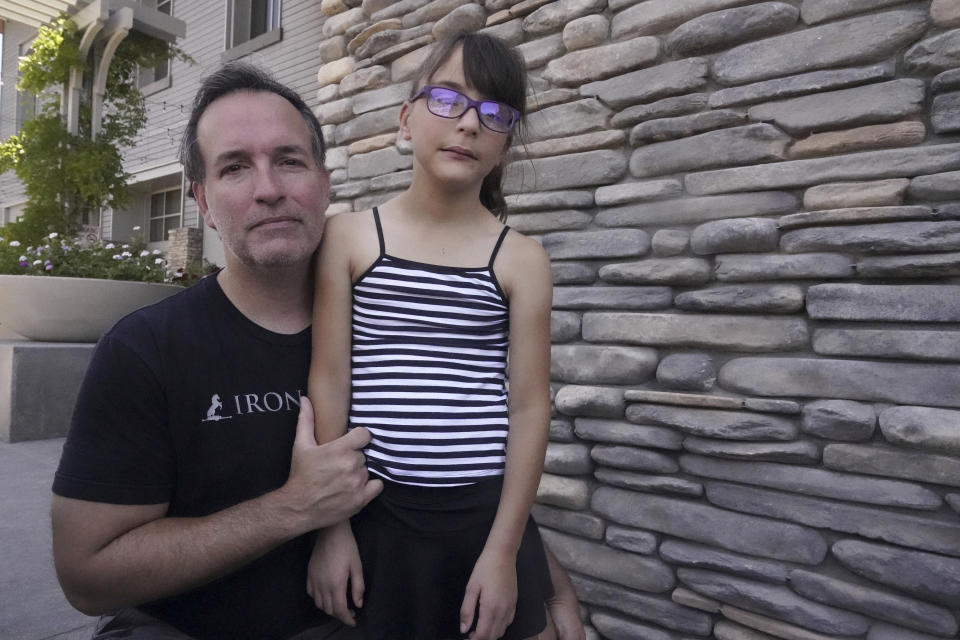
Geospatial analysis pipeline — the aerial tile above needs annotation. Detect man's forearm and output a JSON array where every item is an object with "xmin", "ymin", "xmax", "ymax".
[{"xmin": 53, "ymin": 489, "xmax": 310, "ymax": 614}]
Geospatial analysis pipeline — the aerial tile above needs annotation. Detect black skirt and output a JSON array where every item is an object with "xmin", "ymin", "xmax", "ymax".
[{"xmin": 350, "ymin": 476, "xmax": 553, "ymax": 640}]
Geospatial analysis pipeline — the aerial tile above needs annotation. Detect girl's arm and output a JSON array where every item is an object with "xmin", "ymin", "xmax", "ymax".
[
  {"xmin": 306, "ymin": 213, "xmax": 367, "ymax": 627},
  {"xmin": 461, "ymin": 233, "xmax": 554, "ymax": 640}
]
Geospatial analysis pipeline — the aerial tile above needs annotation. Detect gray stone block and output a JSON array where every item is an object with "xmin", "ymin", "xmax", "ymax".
[
  {"xmin": 537, "ymin": 472, "xmax": 590, "ymax": 510},
  {"xmin": 589, "ymin": 612, "xmax": 676, "ymax": 640},
  {"xmin": 908, "ymin": 170, "xmax": 960, "ymax": 201},
  {"xmin": 562, "ymin": 14, "xmax": 609, "ymax": 51},
  {"xmin": 868, "ymin": 623, "xmax": 952, "ymax": 640},
  {"xmin": 595, "ymin": 467, "xmax": 703, "ymax": 497},
  {"xmin": 685, "ymin": 143, "xmax": 960, "ymax": 196},
  {"xmin": 595, "ymin": 180, "xmax": 682, "ymax": 206},
  {"xmin": 592, "ymin": 487, "xmax": 827, "ymax": 564},
  {"xmin": 680, "ymin": 454, "xmax": 941, "ymax": 510},
  {"xmin": 801, "ymin": 399, "xmax": 876, "ymax": 442},
  {"xmin": 333, "ymin": 105, "xmax": 401, "ymax": 145},
  {"xmin": 779, "ymin": 205, "xmax": 934, "ymax": 229},
  {"xmin": 549, "ymin": 419, "xmax": 575, "ymax": 443},
  {"xmin": 553, "ymin": 286, "xmax": 672, "ymax": 310},
  {"xmin": 833, "ymin": 539, "xmax": 960, "ymax": 608},
  {"xmin": 678, "ymin": 569, "xmax": 871, "ymax": 635},
  {"xmin": 347, "ymin": 146, "xmax": 411, "ymax": 179},
  {"xmin": 516, "ymin": 33, "xmax": 566, "ymax": 70},
  {"xmin": 706, "ymin": 481, "xmax": 960, "ymax": 557},
  {"xmin": 933, "ymin": 68, "xmax": 960, "ymax": 92},
  {"xmin": 432, "ymin": 3, "xmax": 486, "ymax": 39},
  {"xmin": 630, "ymin": 110, "xmax": 747, "ymax": 145},
  {"xmin": 574, "ymin": 418, "xmax": 684, "ymax": 450},
  {"xmin": 660, "ymin": 540, "xmax": 790, "ymax": 583},
  {"xmin": 505, "ymin": 190, "xmax": 594, "ymax": 212},
  {"xmin": 719, "ymin": 357, "xmax": 960, "ymax": 409},
  {"xmin": 813, "ymin": 328, "xmax": 960, "ymax": 362},
  {"xmin": 525, "ymin": 98, "xmax": 611, "ymax": 142},
  {"xmin": 781, "ymin": 221, "xmax": 960, "ymax": 254},
  {"xmin": 504, "ymin": 150, "xmax": 627, "ymax": 193},
  {"xmin": 627, "ymin": 403, "xmax": 797, "ymax": 441},
  {"xmin": 543, "ymin": 38, "xmax": 660, "ymax": 87},
  {"xmin": 540, "ymin": 528, "xmax": 675, "ymax": 594},
  {"xmin": 713, "ymin": 9, "xmax": 928, "ymax": 85},
  {"xmin": 748, "ymin": 79, "xmax": 924, "ymax": 135},
  {"xmin": 651, "ymin": 229, "xmax": 689, "ymax": 257},
  {"xmin": 675, "ymin": 284, "xmax": 805, "ymax": 314},
  {"xmin": 506, "ymin": 210, "xmax": 592, "ymax": 234},
  {"xmin": 532, "ymin": 504, "xmax": 604, "ymax": 540},
  {"xmin": 572, "ymin": 573, "xmax": 714, "ymax": 636},
  {"xmin": 542, "ymin": 229, "xmax": 650, "ymax": 260},
  {"xmin": 598, "ymin": 258, "xmax": 712, "ymax": 286},
  {"xmin": 0, "ymin": 342, "xmax": 95, "ymax": 442},
  {"xmin": 584, "ymin": 312, "xmax": 809, "ymax": 352},
  {"xmin": 581, "ymin": 58, "xmax": 709, "ymax": 109},
  {"xmin": 605, "ymin": 525, "xmax": 657, "ymax": 555},
  {"xmin": 933, "ymin": 91, "xmax": 960, "ymax": 133},
  {"xmin": 879, "ymin": 406, "xmax": 960, "ymax": 455},
  {"xmin": 803, "ymin": 179, "xmax": 909, "ymax": 210},
  {"xmin": 591, "ymin": 445, "xmax": 678, "ymax": 474},
  {"xmin": 610, "ymin": 0, "xmax": 766, "ymax": 39},
  {"xmin": 351, "ymin": 81, "xmax": 411, "ymax": 114},
  {"xmin": 656, "ymin": 353, "xmax": 716, "ymax": 391},
  {"xmin": 789, "ymin": 569, "xmax": 958, "ymax": 636},
  {"xmin": 825, "ymin": 443, "xmax": 960, "ymax": 489},
  {"xmin": 904, "ymin": 28, "xmax": 960, "ymax": 73},
  {"xmin": 551, "ymin": 345, "xmax": 658, "ymax": 385},
  {"xmin": 666, "ymin": 2, "xmax": 799, "ymax": 57},
  {"xmin": 801, "ymin": 0, "xmax": 911, "ymax": 24},
  {"xmin": 682, "ymin": 437, "xmax": 820, "ymax": 464},
  {"xmin": 690, "ymin": 218, "xmax": 779, "ymax": 255},
  {"xmin": 612, "ymin": 93, "xmax": 709, "ymax": 128},
  {"xmin": 629, "ymin": 124, "xmax": 790, "ymax": 178},
  {"xmin": 807, "ymin": 284, "xmax": 960, "ymax": 322},
  {"xmin": 555, "ymin": 385, "xmax": 624, "ymax": 418},
  {"xmin": 709, "ymin": 63, "xmax": 895, "ymax": 109},
  {"xmin": 550, "ymin": 311, "xmax": 580, "ymax": 343},
  {"xmin": 597, "ymin": 191, "xmax": 798, "ymax": 228},
  {"xmin": 551, "ymin": 263, "xmax": 596, "ymax": 285},
  {"xmin": 544, "ymin": 442, "xmax": 592, "ymax": 475}
]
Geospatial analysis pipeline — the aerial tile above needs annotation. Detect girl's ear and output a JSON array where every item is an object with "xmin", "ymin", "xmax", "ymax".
[{"xmin": 399, "ymin": 101, "xmax": 413, "ymax": 141}]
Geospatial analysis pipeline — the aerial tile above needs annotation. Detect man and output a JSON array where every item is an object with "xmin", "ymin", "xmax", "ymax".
[{"xmin": 51, "ymin": 63, "xmax": 584, "ymax": 640}]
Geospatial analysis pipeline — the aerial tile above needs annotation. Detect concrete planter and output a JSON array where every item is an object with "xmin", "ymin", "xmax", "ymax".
[{"xmin": 0, "ymin": 275, "xmax": 181, "ymax": 342}]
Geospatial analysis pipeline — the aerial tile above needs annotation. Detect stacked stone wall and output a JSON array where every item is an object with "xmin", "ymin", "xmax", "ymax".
[{"xmin": 314, "ymin": 0, "xmax": 960, "ymax": 638}]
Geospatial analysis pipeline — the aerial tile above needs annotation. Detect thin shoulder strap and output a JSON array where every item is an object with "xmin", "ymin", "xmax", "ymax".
[
  {"xmin": 372, "ymin": 206, "xmax": 385, "ymax": 256},
  {"xmin": 488, "ymin": 225, "xmax": 511, "ymax": 269}
]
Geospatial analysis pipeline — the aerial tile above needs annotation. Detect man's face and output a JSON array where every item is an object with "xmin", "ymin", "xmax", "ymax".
[{"xmin": 193, "ymin": 90, "xmax": 329, "ymax": 270}]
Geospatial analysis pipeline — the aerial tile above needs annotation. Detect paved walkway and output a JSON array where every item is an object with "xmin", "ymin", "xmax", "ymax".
[{"xmin": 0, "ymin": 437, "xmax": 97, "ymax": 639}]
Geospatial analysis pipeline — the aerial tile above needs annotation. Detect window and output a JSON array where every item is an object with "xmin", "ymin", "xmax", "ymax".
[
  {"xmin": 137, "ymin": 0, "xmax": 173, "ymax": 91},
  {"xmin": 224, "ymin": 0, "xmax": 281, "ymax": 60},
  {"xmin": 17, "ymin": 42, "xmax": 39, "ymax": 131},
  {"xmin": 149, "ymin": 188, "xmax": 182, "ymax": 242}
]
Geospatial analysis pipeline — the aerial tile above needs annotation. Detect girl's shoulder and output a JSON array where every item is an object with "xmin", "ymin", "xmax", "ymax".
[{"xmin": 494, "ymin": 227, "xmax": 552, "ymax": 290}]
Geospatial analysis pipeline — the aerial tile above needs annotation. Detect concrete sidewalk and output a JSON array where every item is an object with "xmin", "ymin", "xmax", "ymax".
[{"xmin": 0, "ymin": 437, "xmax": 97, "ymax": 639}]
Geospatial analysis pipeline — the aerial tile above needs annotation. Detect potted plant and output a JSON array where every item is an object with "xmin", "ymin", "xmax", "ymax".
[{"xmin": 0, "ymin": 230, "xmax": 195, "ymax": 342}]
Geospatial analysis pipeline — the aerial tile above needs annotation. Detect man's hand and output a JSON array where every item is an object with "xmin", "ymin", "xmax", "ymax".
[
  {"xmin": 460, "ymin": 548, "xmax": 518, "ymax": 640},
  {"xmin": 278, "ymin": 397, "xmax": 382, "ymax": 531},
  {"xmin": 307, "ymin": 521, "xmax": 364, "ymax": 627},
  {"xmin": 546, "ymin": 594, "xmax": 585, "ymax": 640}
]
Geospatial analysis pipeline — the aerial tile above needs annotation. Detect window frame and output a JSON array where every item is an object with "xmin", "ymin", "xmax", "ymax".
[
  {"xmin": 222, "ymin": 0, "xmax": 283, "ymax": 63},
  {"xmin": 148, "ymin": 186, "xmax": 184, "ymax": 243}
]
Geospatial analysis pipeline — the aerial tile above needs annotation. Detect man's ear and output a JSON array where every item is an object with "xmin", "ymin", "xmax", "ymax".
[
  {"xmin": 193, "ymin": 182, "xmax": 216, "ymax": 230},
  {"xmin": 398, "ymin": 101, "xmax": 413, "ymax": 141}
]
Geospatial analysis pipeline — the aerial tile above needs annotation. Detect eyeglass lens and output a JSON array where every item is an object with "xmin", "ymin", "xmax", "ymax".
[{"xmin": 424, "ymin": 87, "xmax": 516, "ymax": 133}]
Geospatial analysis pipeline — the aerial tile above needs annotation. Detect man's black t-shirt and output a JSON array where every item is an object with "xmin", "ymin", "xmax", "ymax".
[{"xmin": 53, "ymin": 274, "xmax": 330, "ymax": 639}]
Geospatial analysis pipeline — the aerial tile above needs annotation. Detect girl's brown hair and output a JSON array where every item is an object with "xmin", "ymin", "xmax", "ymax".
[{"xmin": 413, "ymin": 31, "xmax": 528, "ymax": 221}]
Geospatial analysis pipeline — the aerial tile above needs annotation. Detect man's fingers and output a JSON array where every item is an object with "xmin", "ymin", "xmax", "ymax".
[
  {"xmin": 338, "ymin": 425, "xmax": 372, "ymax": 450},
  {"xmin": 293, "ymin": 396, "xmax": 317, "ymax": 447}
]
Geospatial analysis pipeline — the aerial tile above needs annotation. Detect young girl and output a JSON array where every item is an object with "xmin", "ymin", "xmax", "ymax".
[{"xmin": 306, "ymin": 31, "xmax": 554, "ymax": 640}]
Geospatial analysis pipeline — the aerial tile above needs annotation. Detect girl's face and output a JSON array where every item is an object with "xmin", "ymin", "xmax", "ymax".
[{"xmin": 400, "ymin": 46, "xmax": 512, "ymax": 194}]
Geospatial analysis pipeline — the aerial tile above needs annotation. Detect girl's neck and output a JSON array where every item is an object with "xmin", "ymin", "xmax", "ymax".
[{"xmin": 399, "ymin": 173, "xmax": 489, "ymax": 224}]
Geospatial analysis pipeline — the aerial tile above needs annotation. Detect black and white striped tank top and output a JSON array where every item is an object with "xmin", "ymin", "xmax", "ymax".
[{"xmin": 349, "ymin": 207, "xmax": 511, "ymax": 487}]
